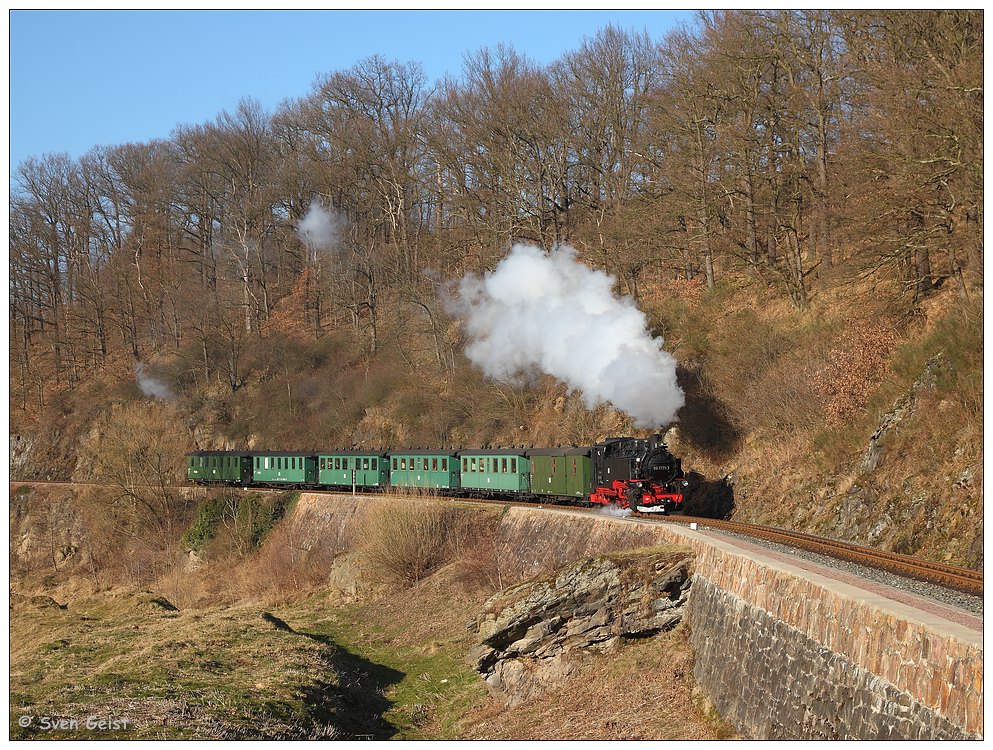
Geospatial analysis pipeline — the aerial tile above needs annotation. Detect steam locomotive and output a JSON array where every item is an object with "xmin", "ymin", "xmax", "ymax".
[
  {"xmin": 589, "ymin": 435, "xmax": 688, "ymax": 513},
  {"xmin": 186, "ymin": 435, "xmax": 688, "ymax": 514}
]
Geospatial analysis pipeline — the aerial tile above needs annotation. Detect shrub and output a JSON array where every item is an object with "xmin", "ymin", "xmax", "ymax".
[
  {"xmin": 239, "ymin": 520, "xmax": 340, "ymax": 601},
  {"xmin": 358, "ymin": 502, "xmax": 477, "ymax": 587},
  {"xmin": 181, "ymin": 491, "xmax": 298, "ymax": 556},
  {"xmin": 234, "ymin": 491, "xmax": 298, "ymax": 549},
  {"xmin": 814, "ymin": 322, "xmax": 899, "ymax": 428},
  {"xmin": 181, "ymin": 496, "xmax": 228, "ymax": 553}
]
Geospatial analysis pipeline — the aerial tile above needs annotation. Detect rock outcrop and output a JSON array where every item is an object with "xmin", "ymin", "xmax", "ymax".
[
  {"xmin": 862, "ymin": 353, "xmax": 944, "ymax": 473},
  {"xmin": 467, "ymin": 546, "xmax": 693, "ymax": 705}
]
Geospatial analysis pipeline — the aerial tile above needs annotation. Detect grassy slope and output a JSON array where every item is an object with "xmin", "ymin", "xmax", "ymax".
[
  {"xmin": 9, "ymin": 564, "xmax": 725, "ymax": 740},
  {"xmin": 9, "ymin": 480, "xmax": 727, "ymax": 741},
  {"xmin": 10, "ymin": 592, "xmax": 344, "ymax": 740}
]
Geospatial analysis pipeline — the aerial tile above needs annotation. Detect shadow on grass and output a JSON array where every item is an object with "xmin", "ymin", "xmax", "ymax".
[{"xmin": 296, "ymin": 630, "xmax": 405, "ymax": 740}]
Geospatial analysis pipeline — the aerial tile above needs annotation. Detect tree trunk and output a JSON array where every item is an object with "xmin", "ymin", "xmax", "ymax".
[
  {"xmin": 914, "ymin": 244, "xmax": 933, "ymax": 300},
  {"xmin": 816, "ymin": 110, "xmax": 832, "ymax": 268},
  {"xmin": 742, "ymin": 158, "xmax": 760, "ymax": 273}
]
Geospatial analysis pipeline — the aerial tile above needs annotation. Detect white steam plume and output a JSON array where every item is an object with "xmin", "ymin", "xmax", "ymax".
[
  {"xmin": 296, "ymin": 202, "xmax": 337, "ymax": 250},
  {"xmin": 447, "ymin": 244, "xmax": 684, "ymax": 428},
  {"xmin": 598, "ymin": 505, "xmax": 633, "ymax": 518},
  {"xmin": 136, "ymin": 363, "xmax": 173, "ymax": 400}
]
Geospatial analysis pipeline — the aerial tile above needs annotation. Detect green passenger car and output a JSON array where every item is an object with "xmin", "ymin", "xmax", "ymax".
[
  {"xmin": 318, "ymin": 451, "xmax": 389, "ymax": 489},
  {"xmin": 526, "ymin": 447, "xmax": 593, "ymax": 499},
  {"xmin": 390, "ymin": 451, "xmax": 460, "ymax": 490},
  {"xmin": 187, "ymin": 451, "xmax": 253, "ymax": 485},
  {"xmin": 458, "ymin": 450, "xmax": 531, "ymax": 494},
  {"xmin": 252, "ymin": 452, "xmax": 317, "ymax": 486}
]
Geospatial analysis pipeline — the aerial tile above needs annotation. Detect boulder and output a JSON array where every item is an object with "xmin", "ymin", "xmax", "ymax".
[{"xmin": 467, "ymin": 546, "xmax": 693, "ymax": 705}]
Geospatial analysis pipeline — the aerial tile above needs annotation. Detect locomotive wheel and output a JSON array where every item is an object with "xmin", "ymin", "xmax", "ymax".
[{"xmin": 624, "ymin": 488, "xmax": 641, "ymax": 513}]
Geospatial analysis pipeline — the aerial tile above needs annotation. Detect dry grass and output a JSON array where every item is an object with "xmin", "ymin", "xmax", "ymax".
[
  {"xmin": 236, "ymin": 520, "xmax": 341, "ymax": 602},
  {"xmin": 451, "ymin": 625, "xmax": 734, "ymax": 740},
  {"xmin": 8, "ymin": 592, "xmax": 345, "ymax": 739},
  {"xmin": 675, "ymin": 287, "xmax": 984, "ymax": 569},
  {"xmin": 358, "ymin": 500, "xmax": 499, "ymax": 589}
]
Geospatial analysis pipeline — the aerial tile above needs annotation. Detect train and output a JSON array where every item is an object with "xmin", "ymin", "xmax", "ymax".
[{"xmin": 186, "ymin": 435, "xmax": 688, "ymax": 514}]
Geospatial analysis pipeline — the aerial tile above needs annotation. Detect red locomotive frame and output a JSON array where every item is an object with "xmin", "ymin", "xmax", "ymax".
[{"xmin": 590, "ymin": 478, "xmax": 684, "ymax": 513}]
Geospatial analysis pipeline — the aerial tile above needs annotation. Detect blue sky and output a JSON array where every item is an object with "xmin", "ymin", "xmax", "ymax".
[{"xmin": 9, "ymin": 9, "xmax": 697, "ymax": 174}]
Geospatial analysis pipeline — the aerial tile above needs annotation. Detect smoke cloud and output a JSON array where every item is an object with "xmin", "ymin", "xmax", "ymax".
[
  {"xmin": 598, "ymin": 505, "xmax": 633, "ymax": 519},
  {"xmin": 296, "ymin": 202, "xmax": 337, "ymax": 250},
  {"xmin": 447, "ymin": 244, "xmax": 684, "ymax": 428},
  {"xmin": 136, "ymin": 363, "xmax": 173, "ymax": 400}
]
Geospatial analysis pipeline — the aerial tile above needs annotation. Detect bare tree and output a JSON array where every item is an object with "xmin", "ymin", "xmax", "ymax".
[
  {"xmin": 841, "ymin": 10, "xmax": 983, "ymax": 303},
  {"xmin": 90, "ymin": 402, "xmax": 192, "ymax": 558}
]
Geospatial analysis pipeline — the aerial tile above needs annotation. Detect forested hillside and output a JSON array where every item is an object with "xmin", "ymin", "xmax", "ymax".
[{"xmin": 9, "ymin": 11, "xmax": 983, "ymax": 567}]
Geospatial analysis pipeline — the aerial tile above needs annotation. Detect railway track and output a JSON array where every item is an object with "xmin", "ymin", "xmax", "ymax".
[
  {"xmin": 661, "ymin": 515, "xmax": 984, "ymax": 597},
  {"xmin": 12, "ymin": 480, "xmax": 982, "ymax": 596}
]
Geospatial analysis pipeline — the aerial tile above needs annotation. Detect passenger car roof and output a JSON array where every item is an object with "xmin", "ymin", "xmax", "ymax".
[{"xmin": 524, "ymin": 446, "xmax": 591, "ymax": 457}]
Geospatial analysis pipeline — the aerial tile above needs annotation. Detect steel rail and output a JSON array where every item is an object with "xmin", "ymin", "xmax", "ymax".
[{"xmin": 662, "ymin": 515, "xmax": 983, "ymax": 596}]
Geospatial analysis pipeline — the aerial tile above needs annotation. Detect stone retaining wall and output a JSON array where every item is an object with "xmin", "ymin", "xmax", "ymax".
[
  {"xmin": 688, "ymin": 578, "xmax": 974, "ymax": 739},
  {"xmin": 684, "ymin": 533, "xmax": 982, "ymax": 739}
]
